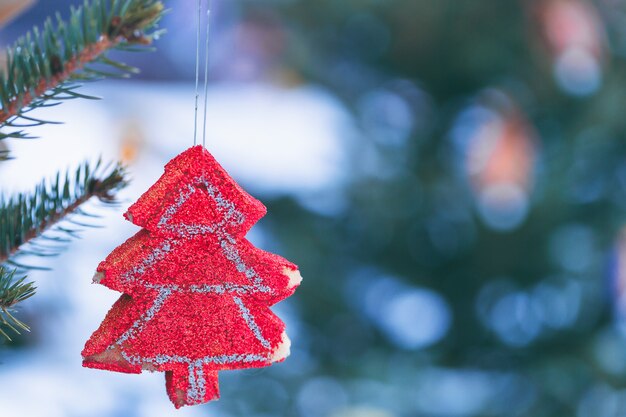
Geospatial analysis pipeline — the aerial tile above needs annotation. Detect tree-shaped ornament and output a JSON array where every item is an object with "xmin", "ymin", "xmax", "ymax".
[{"xmin": 82, "ymin": 146, "xmax": 302, "ymax": 408}]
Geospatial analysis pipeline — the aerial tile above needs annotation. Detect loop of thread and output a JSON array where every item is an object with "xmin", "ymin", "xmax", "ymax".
[
  {"xmin": 193, "ymin": 0, "xmax": 212, "ymax": 148},
  {"xmin": 202, "ymin": 7, "xmax": 211, "ymax": 148},
  {"xmin": 193, "ymin": 0, "xmax": 201, "ymax": 146}
]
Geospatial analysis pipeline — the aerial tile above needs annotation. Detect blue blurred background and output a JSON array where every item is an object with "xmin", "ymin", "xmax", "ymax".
[{"xmin": 4, "ymin": 0, "xmax": 626, "ymax": 416}]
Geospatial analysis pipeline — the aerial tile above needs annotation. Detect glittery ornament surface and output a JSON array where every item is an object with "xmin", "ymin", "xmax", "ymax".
[{"xmin": 82, "ymin": 146, "xmax": 302, "ymax": 408}]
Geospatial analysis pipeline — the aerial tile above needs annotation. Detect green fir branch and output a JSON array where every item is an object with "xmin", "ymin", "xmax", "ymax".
[
  {"xmin": 0, "ymin": 0, "xmax": 165, "ymax": 141},
  {"xmin": 0, "ymin": 268, "xmax": 35, "ymax": 341},
  {"xmin": 0, "ymin": 160, "xmax": 128, "ymax": 266},
  {"xmin": 0, "ymin": 160, "xmax": 128, "ymax": 340}
]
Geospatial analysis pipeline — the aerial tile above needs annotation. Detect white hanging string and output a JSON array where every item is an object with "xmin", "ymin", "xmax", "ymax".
[
  {"xmin": 201, "ymin": 3, "xmax": 212, "ymax": 148},
  {"xmin": 192, "ymin": 0, "xmax": 202, "ymax": 146},
  {"xmin": 193, "ymin": 0, "xmax": 212, "ymax": 148}
]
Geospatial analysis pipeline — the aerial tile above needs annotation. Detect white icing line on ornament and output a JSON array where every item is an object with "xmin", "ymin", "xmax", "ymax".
[
  {"xmin": 187, "ymin": 362, "xmax": 204, "ymax": 404},
  {"xmin": 195, "ymin": 363, "xmax": 206, "ymax": 403},
  {"xmin": 158, "ymin": 183, "xmax": 221, "ymax": 237},
  {"xmin": 233, "ymin": 295, "xmax": 271, "ymax": 349},
  {"xmin": 158, "ymin": 183, "xmax": 196, "ymax": 228},
  {"xmin": 120, "ymin": 175, "xmax": 269, "ymax": 293},
  {"xmin": 119, "ymin": 349, "xmax": 270, "ymax": 404},
  {"xmin": 198, "ymin": 177, "xmax": 245, "ymax": 226},
  {"xmin": 144, "ymin": 281, "xmax": 270, "ymax": 294},
  {"xmin": 188, "ymin": 282, "xmax": 271, "ymax": 294},
  {"xmin": 113, "ymin": 287, "xmax": 173, "ymax": 347},
  {"xmin": 219, "ymin": 238, "xmax": 266, "ymax": 288},
  {"xmin": 105, "ymin": 172, "xmax": 282, "ymax": 402},
  {"xmin": 119, "ymin": 240, "xmax": 179, "ymax": 286},
  {"xmin": 157, "ymin": 178, "xmax": 244, "ymax": 239},
  {"xmin": 121, "ymin": 352, "xmax": 269, "ymax": 366}
]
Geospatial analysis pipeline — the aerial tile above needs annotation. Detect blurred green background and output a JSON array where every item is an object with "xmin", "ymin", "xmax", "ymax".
[{"xmin": 5, "ymin": 0, "xmax": 626, "ymax": 416}]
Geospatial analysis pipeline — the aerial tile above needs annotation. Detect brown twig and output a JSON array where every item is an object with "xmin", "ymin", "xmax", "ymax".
[
  {"xmin": 0, "ymin": 36, "xmax": 116, "ymax": 124},
  {"xmin": 0, "ymin": 192, "xmax": 92, "ymax": 265}
]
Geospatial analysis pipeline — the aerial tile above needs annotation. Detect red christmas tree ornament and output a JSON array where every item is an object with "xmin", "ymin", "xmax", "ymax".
[{"xmin": 82, "ymin": 146, "xmax": 302, "ymax": 408}]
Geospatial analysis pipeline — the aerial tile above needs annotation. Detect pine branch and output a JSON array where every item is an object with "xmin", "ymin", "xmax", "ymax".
[
  {"xmin": 0, "ymin": 160, "xmax": 128, "ymax": 340},
  {"xmin": 0, "ymin": 0, "xmax": 165, "ymax": 140},
  {"xmin": 0, "ymin": 267, "xmax": 35, "ymax": 341},
  {"xmin": 0, "ymin": 160, "xmax": 128, "ymax": 266}
]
